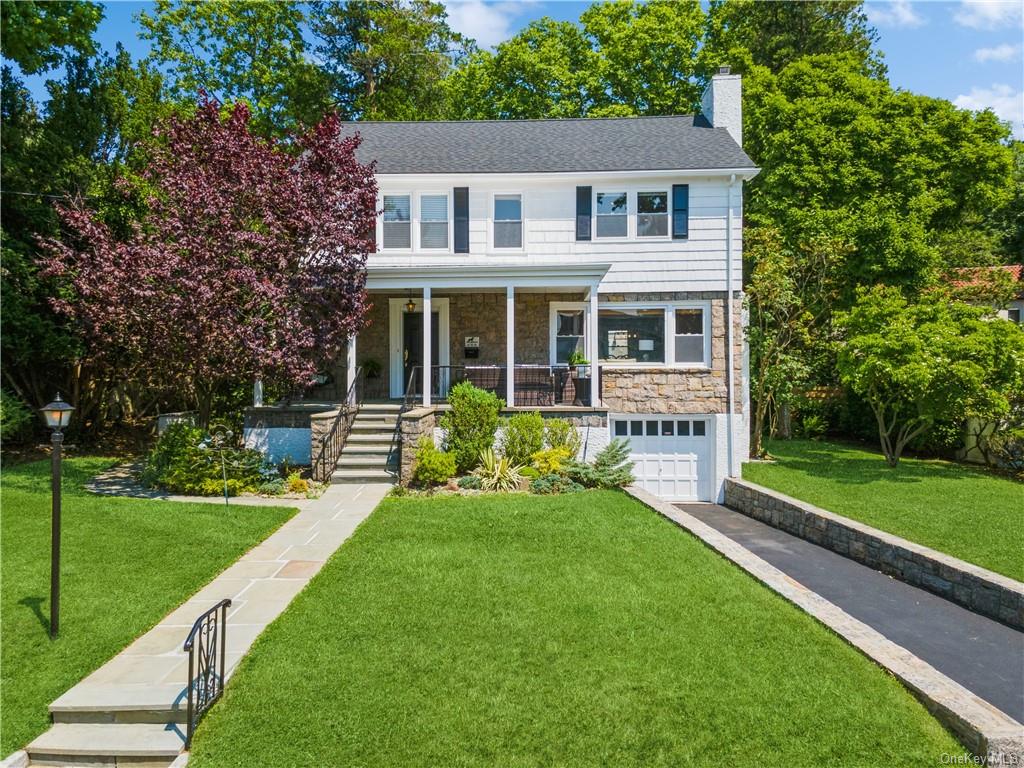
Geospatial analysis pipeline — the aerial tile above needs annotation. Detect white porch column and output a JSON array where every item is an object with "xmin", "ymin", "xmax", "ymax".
[
  {"xmin": 253, "ymin": 379, "xmax": 263, "ymax": 407},
  {"xmin": 422, "ymin": 286, "xmax": 432, "ymax": 407},
  {"xmin": 589, "ymin": 286, "xmax": 600, "ymax": 407},
  {"xmin": 506, "ymin": 285, "xmax": 515, "ymax": 406},
  {"xmin": 346, "ymin": 334, "xmax": 357, "ymax": 404}
]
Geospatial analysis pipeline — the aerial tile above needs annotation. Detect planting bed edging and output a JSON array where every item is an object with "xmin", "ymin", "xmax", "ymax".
[
  {"xmin": 724, "ymin": 478, "xmax": 1024, "ymax": 630},
  {"xmin": 626, "ymin": 486, "xmax": 1024, "ymax": 766}
]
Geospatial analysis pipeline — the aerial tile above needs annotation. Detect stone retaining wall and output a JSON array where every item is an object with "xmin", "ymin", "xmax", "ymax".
[
  {"xmin": 724, "ymin": 478, "xmax": 1024, "ymax": 630},
  {"xmin": 399, "ymin": 407, "xmax": 437, "ymax": 484}
]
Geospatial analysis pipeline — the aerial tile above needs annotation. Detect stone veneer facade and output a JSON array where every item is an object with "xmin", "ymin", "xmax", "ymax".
[{"xmin": 346, "ymin": 290, "xmax": 744, "ymax": 415}]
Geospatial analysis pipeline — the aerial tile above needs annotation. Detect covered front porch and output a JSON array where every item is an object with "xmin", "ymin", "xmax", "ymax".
[{"xmin": 345, "ymin": 263, "xmax": 611, "ymax": 409}]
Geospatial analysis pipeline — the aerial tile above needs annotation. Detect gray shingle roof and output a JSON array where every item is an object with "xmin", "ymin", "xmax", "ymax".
[{"xmin": 338, "ymin": 115, "xmax": 756, "ymax": 174}]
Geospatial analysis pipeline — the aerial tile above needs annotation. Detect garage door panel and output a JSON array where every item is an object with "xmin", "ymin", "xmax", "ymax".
[{"xmin": 614, "ymin": 415, "xmax": 712, "ymax": 502}]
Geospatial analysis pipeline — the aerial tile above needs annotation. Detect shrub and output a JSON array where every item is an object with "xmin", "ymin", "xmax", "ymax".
[
  {"xmin": 519, "ymin": 466, "xmax": 540, "ymax": 480},
  {"xmin": 530, "ymin": 473, "xmax": 584, "ymax": 495},
  {"xmin": 456, "ymin": 474, "xmax": 482, "ymax": 490},
  {"xmin": 388, "ymin": 484, "xmax": 411, "ymax": 497},
  {"xmin": 142, "ymin": 421, "xmax": 265, "ymax": 495},
  {"xmin": 258, "ymin": 478, "xmax": 287, "ymax": 496},
  {"xmin": 440, "ymin": 382, "xmax": 503, "ymax": 472},
  {"xmin": 544, "ymin": 418, "xmax": 582, "ymax": 457},
  {"xmin": 472, "ymin": 448, "xmax": 524, "ymax": 492},
  {"xmin": 530, "ymin": 446, "xmax": 571, "ymax": 475},
  {"xmin": 564, "ymin": 439, "xmax": 635, "ymax": 489},
  {"xmin": 412, "ymin": 437, "xmax": 457, "ymax": 487},
  {"xmin": 0, "ymin": 390, "xmax": 33, "ymax": 442},
  {"xmin": 501, "ymin": 411, "xmax": 545, "ymax": 465},
  {"xmin": 286, "ymin": 472, "xmax": 309, "ymax": 494},
  {"xmin": 795, "ymin": 413, "xmax": 828, "ymax": 441}
]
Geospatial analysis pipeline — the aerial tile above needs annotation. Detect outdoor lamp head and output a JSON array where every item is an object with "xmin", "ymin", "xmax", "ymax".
[{"xmin": 41, "ymin": 393, "xmax": 74, "ymax": 430}]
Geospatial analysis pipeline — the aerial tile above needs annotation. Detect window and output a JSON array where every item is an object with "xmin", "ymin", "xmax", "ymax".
[
  {"xmin": 693, "ymin": 420, "xmax": 706, "ymax": 437},
  {"xmin": 674, "ymin": 308, "xmax": 705, "ymax": 364},
  {"xmin": 1009, "ymin": 308, "xmax": 1022, "ymax": 324},
  {"xmin": 382, "ymin": 195, "xmax": 411, "ymax": 249},
  {"xmin": 596, "ymin": 192, "xmax": 628, "ymax": 237},
  {"xmin": 494, "ymin": 194, "xmax": 522, "ymax": 248},
  {"xmin": 637, "ymin": 192, "xmax": 668, "ymax": 237},
  {"xmin": 420, "ymin": 194, "xmax": 448, "ymax": 249},
  {"xmin": 599, "ymin": 308, "xmax": 665, "ymax": 363},
  {"xmin": 672, "ymin": 184, "xmax": 689, "ymax": 239},
  {"xmin": 555, "ymin": 309, "xmax": 585, "ymax": 364},
  {"xmin": 614, "ymin": 420, "xmax": 627, "ymax": 436}
]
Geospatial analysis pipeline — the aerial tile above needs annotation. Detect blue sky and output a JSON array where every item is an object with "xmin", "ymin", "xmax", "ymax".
[{"xmin": 18, "ymin": 0, "xmax": 1024, "ymax": 137}]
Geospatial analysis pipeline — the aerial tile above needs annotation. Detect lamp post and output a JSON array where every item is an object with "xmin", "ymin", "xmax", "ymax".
[{"xmin": 40, "ymin": 393, "xmax": 73, "ymax": 638}]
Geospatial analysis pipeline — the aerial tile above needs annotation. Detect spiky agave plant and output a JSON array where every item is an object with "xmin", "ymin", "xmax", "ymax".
[{"xmin": 472, "ymin": 448, "xmax": 525, "ymax": 492}]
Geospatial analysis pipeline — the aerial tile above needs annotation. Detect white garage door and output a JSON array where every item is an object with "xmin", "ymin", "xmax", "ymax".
[{"xmin": 612, "ymin": 415, "xmax": 713, "ymax": 501}]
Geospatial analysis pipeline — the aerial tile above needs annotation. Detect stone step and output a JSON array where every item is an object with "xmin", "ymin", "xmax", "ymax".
[
  {"xmin": 350, "ymin": 421, "xmax": 397, "ymax": 433},
  {"xmin": 359, "ymin": 402, "xmax": 401, "ymax": 412},
  {"xmin": 331, "ymin": 468, "xmax": 396, "ymax": 484},
  {"xmin": 26, "ymin": 723, "xmax": 182, "ymax": 765},
  {"xmin": 354, "ymin": 410, "xmax": 398, "ymax": 420},
  {"xmin": 345, "ymin": 433, "xmax": 395, "ymax": 445},
  {"xmin": 50, "ymin": 684, "xmax": 188, "ymax": 725},
  {"xmin": 336, "ymin": 455, "xmax": 393, "ymax": 468},
  {"xmin": 341, "ymin": 442, "xmax": 392, "ymax": 455}
]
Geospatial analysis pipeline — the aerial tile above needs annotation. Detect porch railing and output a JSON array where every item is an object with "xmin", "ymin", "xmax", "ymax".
[
  {"xmin": 311, "ymin": 366, "xmax": 364, "ymax": 482},
  {"xmin": 404, "ymin": 365, "xmax": 596, "ymax": 407},
  {"xmin": 183, "ymin": 599, "xmax": 231, "ymax": 748}
]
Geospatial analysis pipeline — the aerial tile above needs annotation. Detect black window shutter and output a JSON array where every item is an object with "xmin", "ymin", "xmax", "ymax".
[
  {"xmin": 454, "ymin": 187, "xmax": 469, "ymax": 253},
  {"xmin": 672, "ymin": 184, "xmax": 689, "ymax": 239},
  {"xmin": 576, "ymin": 186, "xmax": 592, "ymax": 241}
]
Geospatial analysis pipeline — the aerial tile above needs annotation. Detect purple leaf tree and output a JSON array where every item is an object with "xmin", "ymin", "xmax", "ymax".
[{"xmin": 41, "ymin": 97, "xmax": 377, "ymax": 425}]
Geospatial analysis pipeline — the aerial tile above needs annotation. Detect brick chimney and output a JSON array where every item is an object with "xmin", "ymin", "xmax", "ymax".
[{"xmin": 701, "ymin": 66, "xmax": 743, "ymax": 147}]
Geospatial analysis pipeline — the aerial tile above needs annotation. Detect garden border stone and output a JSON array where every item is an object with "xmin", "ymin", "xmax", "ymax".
[
  {"xmin": 626, "ymin": 486, "xmax": 1024, "ymax": 766},
  {"xmin": 723, "ymin": 478, "xmax": 1024, "ymax": 630}
]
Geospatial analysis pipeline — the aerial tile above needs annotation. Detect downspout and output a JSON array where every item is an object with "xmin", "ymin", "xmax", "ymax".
[{"xmin": 726, "ymin": 174, "xmax": 737, "ymax": 478}]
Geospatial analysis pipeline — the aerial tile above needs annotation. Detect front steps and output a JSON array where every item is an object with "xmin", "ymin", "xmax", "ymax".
[
  {"xmin": 331, "ymin": 403, "xmax": 400, "ymax": 484},
  {"xmin": 26, "ymin": 722, "xmax": 182, "ymax": 767}
]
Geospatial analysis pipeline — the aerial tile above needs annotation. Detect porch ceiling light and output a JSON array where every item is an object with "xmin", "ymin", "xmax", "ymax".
[{"xmin": 405, "ymin": 297, "xmax": 416, "ymax": 313}]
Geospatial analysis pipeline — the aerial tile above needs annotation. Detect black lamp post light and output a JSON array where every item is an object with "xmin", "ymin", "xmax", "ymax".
[{"xmin": 40, "ymin": 393, "xmax": 74, "ymax": 639}]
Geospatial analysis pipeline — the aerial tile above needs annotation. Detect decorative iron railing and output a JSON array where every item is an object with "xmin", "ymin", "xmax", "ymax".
[
  {"xmin": 402, "ymin": 364, "xmax": 595, "ymax": 407},
  {"xmin": 311, "ymin": 366, "xmax": 364, "ymax": 482},
  {"xmin": 183, "ymin": 599, "xmax": 231, "ymax": 748}
]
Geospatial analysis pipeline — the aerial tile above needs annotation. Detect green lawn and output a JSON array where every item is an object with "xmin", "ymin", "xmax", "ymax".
[
  {"xmin": 0, "ymin": 457, "xmax": 295, "ymax": 755},
  {"xmin": 189, "ymin": 491, "xmax": 960, "ymax": 767},
  {"xmin": 743, "ymin": 439, "xmax": 1024, "ymax": 582}
]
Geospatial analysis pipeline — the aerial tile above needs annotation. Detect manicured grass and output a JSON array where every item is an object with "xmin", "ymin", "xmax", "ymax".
[
  {"xmin": 0, "ymin": 458, "xmax": 295, "ymax": 755},
  {"xmin": 189, "ymin": 491, "xmax": 960, "ymax": 767},
  {"xmin": 743, "ymin": 439, "xmax": 1024, "ymax": 581}
]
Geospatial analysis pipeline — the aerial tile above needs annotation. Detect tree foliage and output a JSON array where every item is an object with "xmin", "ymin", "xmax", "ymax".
[
  {"xmin": 40, "ymin": 99, "xmax": 377, "ymax": 425},
  {"xmin": 836, "ymin": 287, "xmax": 1024, "ymax": 466},
  {"xmin": 0, "ymin": 1, "xmax": 103, "ymax": 74}
]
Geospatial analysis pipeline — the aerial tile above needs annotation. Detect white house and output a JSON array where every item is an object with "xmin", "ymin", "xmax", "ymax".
[{"xmin": 246, "ymin": 68, "xmax": 759, "ymax": 503}]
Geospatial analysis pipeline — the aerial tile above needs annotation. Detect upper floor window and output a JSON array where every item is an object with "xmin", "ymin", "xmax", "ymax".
[
  {"xmin": 637, "ymin": 192, "xmax": 668, "ymax": 237},
  {"xmin": 595, "ymin": 192, "xmax": 627, "ymax": 238},
  {"xmin": 420, "ymin": 194, "xmax": 449, "ymax": 249},
  {"xmin": 382, "ymin": 195, "xmax": 411, "ymax": 249},
  {"xmin": 494, "ymin": 194, "xmax": 522, "ymax": 248}
]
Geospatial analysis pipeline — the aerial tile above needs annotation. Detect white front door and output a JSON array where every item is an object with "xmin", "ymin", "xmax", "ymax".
[{"xmin": 612, "ymin": 414, "xmax": 714, "ymax": 501}]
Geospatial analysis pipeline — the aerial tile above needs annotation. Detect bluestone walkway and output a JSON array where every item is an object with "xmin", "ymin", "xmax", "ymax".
[
  {"xmin": 678, "ymin": 503, "xmax": 1024, "ymax": 723},
  {"xmin": 35, "ymin": 482, "xmax": 391, "ymax": 753}
]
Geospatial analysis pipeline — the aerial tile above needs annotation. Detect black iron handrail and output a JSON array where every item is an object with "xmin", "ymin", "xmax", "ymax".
[
  {"xmin": 400, "ymin": 364, "xmax": 594, "ymax": 407},
  {"xmin": 183, "ymin": 598, "xmax": 231, "ymax": 748},
  {"xmin": 312, "ymin": 366, "xmax": 364, "ymax": 482}
]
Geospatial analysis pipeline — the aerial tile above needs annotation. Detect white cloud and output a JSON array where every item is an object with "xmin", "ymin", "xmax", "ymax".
[
  {"xmin": 866, "ymin": 0, "xmax": 926, "ymax": 28},
  {"xmin": 974, "ymin": 43, "xmax": 1022, "ymax": 62},
  {"xmin": 953, "ymin": 0, "xmax": 1023, "ymax": 29},
  {"xmin": 954, "ymin": 84, "xmax": 1024, "ymax": 137},
  {"xmin": 444, "ymin": 1, "xmax": 522, "ymax": 50}
]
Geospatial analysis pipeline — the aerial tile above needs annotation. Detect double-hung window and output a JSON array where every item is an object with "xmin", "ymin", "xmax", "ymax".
[
  {"xmin": 637, "ymin": 192, "xmax": 668, "ymax": 237},
  {"xmin": 554, "ymin": 309, "xmax": 586, "ymax": 363},
  {"xmin": 382, "ymin": 194, "xmax": 411, "ymax": 249},
  {"xmin": 419, "ymin": 194, "xmax": 449, "ymax": 249},
  {"xmin": 595, "ymin": 192, "xmax": 628, "ymax": 237},
  {"xmin": 494, "ymin": 194, "xmax": 522, "ymax": 248},
  {"xmin": 674, "ymin": 308, "xmax": 705, "ymax": 364}
]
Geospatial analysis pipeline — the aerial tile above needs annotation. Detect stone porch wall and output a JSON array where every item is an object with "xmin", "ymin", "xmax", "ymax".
[{"xmin": 399, "ymin": 407, "xmax": 438, "ymax": 484}]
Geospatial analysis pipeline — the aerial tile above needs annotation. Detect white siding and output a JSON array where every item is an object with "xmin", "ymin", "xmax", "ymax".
[{"xmin": 370, "ymin": 173, "xmax": 744, "ymax": 294}]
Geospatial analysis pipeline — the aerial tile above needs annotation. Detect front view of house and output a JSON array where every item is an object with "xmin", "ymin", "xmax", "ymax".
[{"xmin": 247, "ymin": 68, "xmax": 756, "ymax": 502}]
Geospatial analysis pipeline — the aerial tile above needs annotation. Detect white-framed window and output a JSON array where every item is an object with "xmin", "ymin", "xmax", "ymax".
[
  {"xmin": 382, "ymin": 194, "xmax": 411, "ymax": 249},
  {"xmin": 419, "ymin": 193, "xmax": 449, "ymax": 250},
  {"xmin": 674, "ymin": 308, "xmax": 705, "ymax": 364},
  {"xmin": 549, "ymin": 302, "xmax": 589, "ymax": 365},
  {"xmin": 598, "ymin": 307, "xmax": 665, "ymax": 363},
  {"xmin": 637, "ymin": 191, "xmax": 669, "ymax": 237},
  {"xmin": 493, "ymin": 194, "xmax": 522, "ymax": 248},
  {"xmin": 598, "ymin": 302, "xmax": 711, "ymax": 367},
  {"xmin": 595, "ymin": 191, "xmax": 628, "ymax": 238}
]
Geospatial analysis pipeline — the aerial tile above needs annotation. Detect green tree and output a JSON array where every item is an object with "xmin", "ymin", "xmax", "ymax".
[
  {"xmin": 310, "ymin": 0, "xmax": 470, "ymax": 120},
  {"xmin": 836, "ymin": 286, "xmax": 1024, "ymax": 466},
  {"xmin": 0, "ymin": 1, "xmax": 103, "ymax": 74},
  {"xmin": 138, "ymin": 0, "xmax": 329, "ymax": 135}
]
